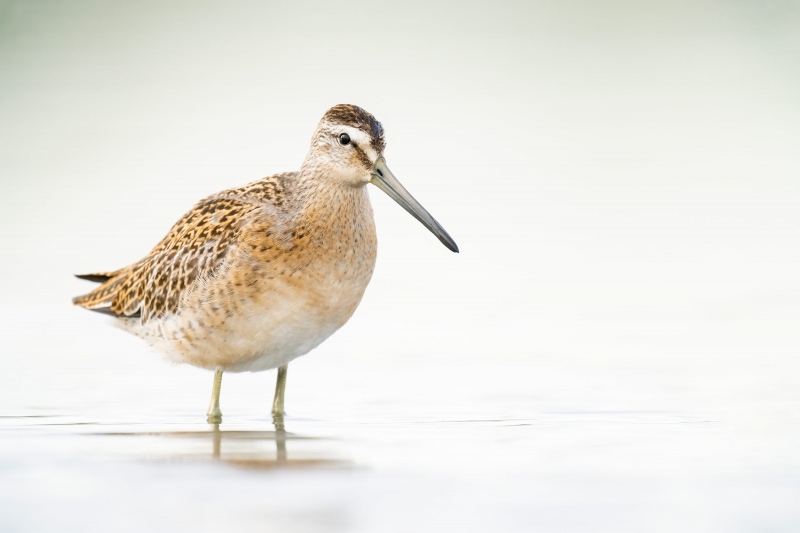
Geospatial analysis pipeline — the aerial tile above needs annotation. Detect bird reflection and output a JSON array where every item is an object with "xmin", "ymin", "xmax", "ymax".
[
  {"xmin": 208, "ymin": 422, "xmax": 286, "ymax": 465},
  {"xmin": 203, "ymin": 415, "xmax": 339, "ymax": 469},
  {"xmin": 96, "ymin": 415, "xmax": 346, "ymax": 469}
]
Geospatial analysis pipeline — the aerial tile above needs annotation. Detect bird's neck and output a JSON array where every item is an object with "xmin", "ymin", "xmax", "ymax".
[{"xmin": 291, "ymin": 166, "xmax": 374, "ymax": 242}]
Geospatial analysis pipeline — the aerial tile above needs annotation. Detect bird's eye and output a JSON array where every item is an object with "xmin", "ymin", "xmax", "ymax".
[{"xmin": 338, "ymin": 133, "xmax": 351, "ymax": 146}]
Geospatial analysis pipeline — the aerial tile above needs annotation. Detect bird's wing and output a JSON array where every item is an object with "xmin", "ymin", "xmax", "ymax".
[{"xmin": 72, "ymin": 174, "xmax": 292, "ymax": 322}]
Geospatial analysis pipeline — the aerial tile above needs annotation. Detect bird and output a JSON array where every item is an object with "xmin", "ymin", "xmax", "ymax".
[{"xmin": 73, "ymin": 104, "xmax": 458, "ymax": 424}]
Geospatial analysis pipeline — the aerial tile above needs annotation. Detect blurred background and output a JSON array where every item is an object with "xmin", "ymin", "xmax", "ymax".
[{"xmin": 1, "ymin": 1, "xmax": 799, "ymax": 532}]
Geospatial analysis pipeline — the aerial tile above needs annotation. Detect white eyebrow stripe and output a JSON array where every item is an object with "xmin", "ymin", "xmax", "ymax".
[
  {"xmin": 339, "ymin": 126, "xmax": 371, "ymax": 145},
  {"xmin": 338, "ymin": 126, "xmax": 378, "ymax": 160}
]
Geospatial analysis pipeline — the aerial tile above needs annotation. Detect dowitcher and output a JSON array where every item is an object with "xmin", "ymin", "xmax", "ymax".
[{"xmin": 73, "ymin": 104, "xmax": 458, "ymax": 423}]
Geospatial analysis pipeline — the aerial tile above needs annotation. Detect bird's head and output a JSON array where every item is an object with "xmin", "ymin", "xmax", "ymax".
[
  {"xmin": 305, "ymin": 104, "xmax": 458, "ymax": 253},
  {"xmin": 307, "ymin": 104, "xmax": 386, "ymax": 185}
]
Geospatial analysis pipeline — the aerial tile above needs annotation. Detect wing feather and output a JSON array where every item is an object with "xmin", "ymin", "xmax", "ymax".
[{"xmin": 72, "ymin": 174, "xmax": 291, "ymax": 322}]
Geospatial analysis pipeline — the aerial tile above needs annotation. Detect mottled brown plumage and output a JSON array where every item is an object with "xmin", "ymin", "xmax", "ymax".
[
  {"xmin": 74, "ymin": 174, "xmax": 290, "ymax": 322},
  {"xmin": 73, "ymin": 104, "xmax": 457, "ymax": 421}
]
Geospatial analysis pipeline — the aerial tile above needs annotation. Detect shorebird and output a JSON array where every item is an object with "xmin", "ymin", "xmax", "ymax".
[{"xmin": 73, "ymin": 104, "xmax": 458, "ymax": 423}]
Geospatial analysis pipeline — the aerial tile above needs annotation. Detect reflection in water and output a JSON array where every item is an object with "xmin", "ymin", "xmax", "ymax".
[
  {"xmin": 208, "ymin": 420, "xmax": 289, "ymax": 467},
  {"xmin": 96, "ymin": 417, "xmax": 348, "ymax": 470}
]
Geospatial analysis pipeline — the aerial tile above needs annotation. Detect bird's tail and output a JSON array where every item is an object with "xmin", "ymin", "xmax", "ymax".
[
  {"xmin": 72, "ymin": 269, "xmax": 127, "ymax": 311},
  {"xmin": 74, "ymin": 271, "xmax": 120, "ymax": 283}
]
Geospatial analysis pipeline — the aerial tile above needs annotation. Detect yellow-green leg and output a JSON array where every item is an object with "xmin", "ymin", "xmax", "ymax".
[
  {"xmin": 207, "ymin": 368, "xmax": 223, "ymax": 424},
  {"xmin": 272, "ymin": 365, "xmax": 288, "ymax": 417}
]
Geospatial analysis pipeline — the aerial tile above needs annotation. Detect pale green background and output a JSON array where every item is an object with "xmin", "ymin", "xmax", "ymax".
[{"xmin": 1, "ymin": 1, "xmax": 799, "ymax": 531}]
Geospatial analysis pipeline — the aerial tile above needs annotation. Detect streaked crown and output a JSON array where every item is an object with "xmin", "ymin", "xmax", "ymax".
[{"xmin": 321, "ymin": 104, "xmax": 386, "ymax": 153}]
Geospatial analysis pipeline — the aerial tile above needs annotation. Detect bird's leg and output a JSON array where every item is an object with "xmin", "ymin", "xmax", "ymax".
[
  {"xmin": 207, "ymin": 368, "xmax": 223, "ymax": 424},
  {"xmin": 272, "ymin": 365, "xmax": 288, "ymax": 421}
]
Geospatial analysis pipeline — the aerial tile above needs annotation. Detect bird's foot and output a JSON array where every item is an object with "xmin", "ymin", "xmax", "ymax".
[
  {"xmin": 272, "ymin": 411, "xmax": 285, "ymax": 431},
  {"xmin": 207, "ymin": 406, "xmax": 222, "ymax": 425}
]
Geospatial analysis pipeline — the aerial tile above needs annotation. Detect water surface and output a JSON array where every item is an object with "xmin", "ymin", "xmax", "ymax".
[{"xmin": 2, "ymin": 307, "xmax": 799, "ymax": 532}]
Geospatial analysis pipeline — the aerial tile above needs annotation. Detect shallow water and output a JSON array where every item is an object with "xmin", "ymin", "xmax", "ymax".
[{"xmin": 2, "ymin": 306, "xmax": 800, "ymax": 533}]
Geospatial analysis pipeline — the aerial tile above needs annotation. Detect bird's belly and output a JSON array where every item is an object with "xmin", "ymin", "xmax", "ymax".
[{"xmin": 129, "ymin": 268, "xmax": 372, "ymax": 372}]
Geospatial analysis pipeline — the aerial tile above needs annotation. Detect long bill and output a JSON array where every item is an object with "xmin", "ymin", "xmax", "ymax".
[{"xmin": 370, "ymin": 157, "xmax": 459, "ymax": 253}]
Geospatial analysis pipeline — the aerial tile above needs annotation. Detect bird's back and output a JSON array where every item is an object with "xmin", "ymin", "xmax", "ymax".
[
  {"xmin": 74, "ymin": 171, "xmax": 378, "ymax": 371},
  {"xmin": 73, "ymin": 173, "xmax": 293, "ymax": 320}
]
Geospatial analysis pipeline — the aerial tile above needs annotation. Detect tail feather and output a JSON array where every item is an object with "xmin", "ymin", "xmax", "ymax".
[
  {"xmin": 74, "ymin": 270, "xmax": 122, "ymax": 283},
  {"xmin": 83, "ymin": 306, "xmax": 141, "ymax": 318},
  {"xmin": 72, "ymin": 269, "xmax": 129, "ymax": 312}
]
